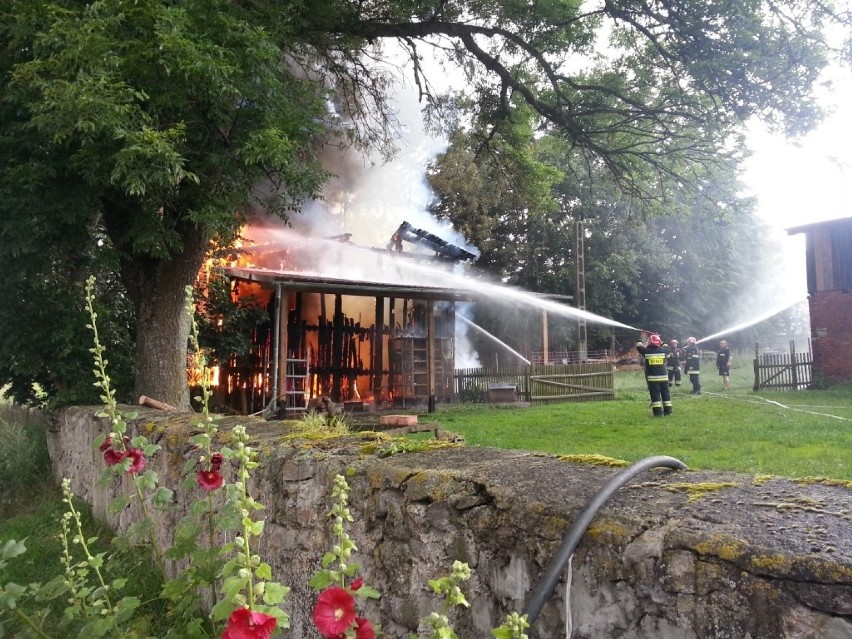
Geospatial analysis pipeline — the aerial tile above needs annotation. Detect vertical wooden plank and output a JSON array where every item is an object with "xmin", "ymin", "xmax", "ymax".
[
  {"xmin": 427, "ymin": 300, "xmax": 436, "ymax": 413},
  {"xmin": 373, "ymin": 296, "xmax": 384, "ymax": 402},
  {"xmin": 331, "ymin": 294, "xmax": 343, "ymax": 402}
]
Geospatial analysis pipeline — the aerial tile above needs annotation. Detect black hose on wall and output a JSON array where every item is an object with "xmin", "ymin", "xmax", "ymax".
[{"xmin": 522, "ymin": 455, "xmax": 688, "ymax": 629}]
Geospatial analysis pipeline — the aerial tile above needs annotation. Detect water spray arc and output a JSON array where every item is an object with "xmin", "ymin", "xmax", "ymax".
[
  {"xmin": 455, "ymin": 314, "xmax": 532, "ymax": 365},
  {"xmin": 242, "ymin": 226, "xmax": 640, "ymax": 332},
  {"xmin": 695, "ymin": 297, "xmax": 807, "ymax": 345}
]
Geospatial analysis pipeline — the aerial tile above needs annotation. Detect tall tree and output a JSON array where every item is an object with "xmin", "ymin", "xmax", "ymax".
[{"xmin": 1, "ymin": 0, "xmax": 849, "ymax": 405}]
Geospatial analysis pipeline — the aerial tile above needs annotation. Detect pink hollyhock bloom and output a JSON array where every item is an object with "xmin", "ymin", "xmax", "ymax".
[
  {"xmin": 124, "ymin": 448, "xmax": 146, "ymax": 475},
  {"xmin": 196, "ymin": 469, "xmax": 224, "ymax": 492},
  {"xmin": 350, "ymin": 577, "xmax": 364, "ymax": 591},
  {"xmin": 353, "ymin": 616, "xmax": 375, "ymax": 639},
  {"xmin": 220, "ymin": 607, "xmax": 277, "ymax": 639},
  {"xmin": 313, "ymin": 586, "xmax": 356, "ymax": 637},
  {"xmin": 103, "ymin": 449, "xmax": 125, "ymax": 466},
  {"xmin": 98, "ymin": 436, "xmax": 113, "ymax": 452}
]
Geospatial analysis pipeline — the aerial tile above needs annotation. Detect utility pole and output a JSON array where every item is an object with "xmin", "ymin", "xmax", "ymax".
[{"xmin": 575, "ymin": 220, "xmax": 588, "ymax": 361}]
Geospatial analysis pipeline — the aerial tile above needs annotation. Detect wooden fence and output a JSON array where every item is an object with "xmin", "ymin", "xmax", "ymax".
[
  {"xmin": 753, "ymin": 341, "xmax": 813, "ymax": 391},
  {"xmin": 454, "ymin": 362, "xmax": 615, "ymax": 405}
]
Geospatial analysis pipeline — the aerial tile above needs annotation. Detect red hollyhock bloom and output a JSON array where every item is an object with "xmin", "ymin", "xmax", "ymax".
[
  {"xmin": 211, "ymin": 452, "xmax": 224, "ymax": 471},
  {"xmin": 125, "ymin": 448, "xmax": 146, "ymax": 475},
  {"xmin": 219, "ymin": 607, "xmax": 277, "ymax": 639},
  {"xmin": 313, "ymin": 586, "xmax": 356, "ymax": 637},
  {"xmin": 103, "ymin": 449, "xmax": 125, "ymax": 466},
  {"xmin": 197, "ymin": 469, "xmax": 224, "ymax": 492},
  {"xmin": 353, "ymin": 617, "xmax": 375, "ymax": 639},
  {"xmin": 350, "ymin": 577, "xmax": 364, "ymax": 591},
  {"xmin": 99, "ymin": 436, "xmax": 113, "ymax": 452}
]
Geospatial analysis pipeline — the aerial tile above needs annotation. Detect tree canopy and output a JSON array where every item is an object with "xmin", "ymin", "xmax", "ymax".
[{"xmin": 1, "ymin": 0, "xmax": 849, "ymax": 405}]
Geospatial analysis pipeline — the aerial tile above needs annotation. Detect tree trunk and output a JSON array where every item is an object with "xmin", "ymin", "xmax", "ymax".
[{"xmin": 128, "ymin": 226, "xmax": 209, "ymax": 410}]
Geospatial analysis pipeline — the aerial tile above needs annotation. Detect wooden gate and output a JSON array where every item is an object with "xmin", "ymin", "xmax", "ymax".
[
  {"xmin": 454, "ymin": 362, "xmax": 614, "ymax": 405},
  {"xmin": 753, "ymin": 341, "xmax": 812, "ymax": 391}
]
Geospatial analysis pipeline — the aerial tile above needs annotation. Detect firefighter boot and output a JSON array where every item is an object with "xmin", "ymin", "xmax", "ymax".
[{"xmin": 652, "ymin": 406, "xmax": 663, "ymax": 417}]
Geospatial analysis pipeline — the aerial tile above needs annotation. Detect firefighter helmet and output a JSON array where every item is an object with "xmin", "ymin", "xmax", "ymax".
[
  {"xmin": 669, "ymin": 339, "xmax": 678, "ymax": 346},
  {"xmin": 686, "ymin": 336, "xmax": 696, "ymax": 345},
  {"xmin": 648, "ymin": 334, "xmax": 662, "ymax": 346}
]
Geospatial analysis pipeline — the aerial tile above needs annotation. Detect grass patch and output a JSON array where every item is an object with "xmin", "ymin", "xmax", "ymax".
[
  {"xmin": 429, "ymin": 362, "xmax": 852, "ymax": 480},
  {"xmin": 0, "ymin": 407, "xmax": 168, "ymax": 637},
  {"xmin": 0, "ymin": 406, "xmax": 55, "ymax": 520}
]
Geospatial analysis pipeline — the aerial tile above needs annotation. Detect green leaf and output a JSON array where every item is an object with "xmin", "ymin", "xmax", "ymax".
[
  {"xmin": 153, "ymin": 486, "xmax": 175, "ymax": 508},
  {"xmin": 255, "ymin": 563, "xmax": 272, "ymax": 580},
  {"xmin": 261, "ymin": 582, "xmax": 290, "ymax": 605},
  {"xmin": 307, "ymin": 571, "xmax": 333, "ymax": 590},
  {"xmin": 0, "ymin": 540, "xmax": 27, "ymax": 561},
  {"xmin": 108, "ymin": 495, "xmax": 131, "ymax": 515},
  {"xmin": 356, "ymin": 585, "xmax": 381, "ymax": 600}
]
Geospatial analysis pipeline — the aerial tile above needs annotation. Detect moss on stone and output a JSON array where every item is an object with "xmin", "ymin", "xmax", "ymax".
[
  {"xmin": 793, "ymin": 476, "xmax": 852, "ymax": 489},
  {"xmin": 556, "ymin": 454, "xmax": 630, "ymax": 467},
  {"xmin": 693, "ymin": 535, "xmax": 748, "ymax": 562},
  {"xmin": 752, "ymin": 474, "xmax": 776, "ymax": 486},
  {"xmin": 663, "ymin": 481, "xmax": 737, "ymax": 502},
  {"xmin": 586, "ymin": 520, "xmax": 631, "ymax": 544},
  {"xmin": 750, "ymin": 554, "xmax": 791, "ymax": 571}
]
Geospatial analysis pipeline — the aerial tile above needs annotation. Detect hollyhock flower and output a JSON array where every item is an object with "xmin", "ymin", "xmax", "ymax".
[
  {"xmin": 313, "ymin": 586, "xmax": 356, "ymax": 637},
  {"xmin": 99, "ymin": 436, "xmax": 113, "ymax": 452},
  {"xmin": 103, "ymin": 449, "xmax": 125, "ymax": 466},
  {"xmin": 353, "ymin": 616, "xmax": 375, "ymax": 639},
  {"xmin": 350, "ymin": 577, "xmax": 364, "ymax": 591},
  {"xmin": 220, "ymin": 607, "xmax": 277, "ymax": 639},
  {"xmin": 197, "ymin": 469, "xmax": 224, "ymax": 492},
  {"xmin": 211, "ymin": 452, "xmax": 224, "ymax": 471},
  {"xmin": 124, "ymin": 448, "xmax": 146, "ymax": 475}
]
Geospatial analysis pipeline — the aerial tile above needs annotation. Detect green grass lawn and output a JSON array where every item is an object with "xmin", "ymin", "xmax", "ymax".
[{"xmin": 430, "ymin": 361, "xmax": 852, "ymax": 480}]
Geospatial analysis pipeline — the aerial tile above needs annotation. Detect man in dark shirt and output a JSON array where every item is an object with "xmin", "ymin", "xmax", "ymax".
[
  {"xmin": 682, "ymin": 337, "xmax": 701, "ymax": 394},
  {"xmin": 716, "ymin": 340, "xmax": 732, "ymax": 390},
  {"xmin": 666, "ymin": 339, "xmax": 682, "ymax": 388}
]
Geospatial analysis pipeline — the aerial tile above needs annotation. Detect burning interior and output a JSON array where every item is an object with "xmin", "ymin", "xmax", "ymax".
[{"xmin": 200, "ymin": 220, "xmax": 480, "ymax": 416}]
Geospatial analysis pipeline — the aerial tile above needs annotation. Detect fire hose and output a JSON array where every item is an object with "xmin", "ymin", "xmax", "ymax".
[{"xmin": 522, "ymin": 455, "xmax": 688, "ymax": 631}]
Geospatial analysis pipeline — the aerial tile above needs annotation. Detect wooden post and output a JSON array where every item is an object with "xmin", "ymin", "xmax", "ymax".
[
  {"xmin": 790, "ymin": 340, "xmax": 798, "ymax": 389},
  {"xmin": 541, "ymin": 309, "xmax": 549, "ymax": 364},
  {"xmin": 373, "ymin": 296, "xmax": 384, "ymax": 401},
  {"xmin": 332, "ymin": 294, "xmax": 344, "ymax": 402},
  {"xmin": 753, "ymin": 341, "xmax": 760, "ymax": 391},
  {"xmin": 427, "ymin": 299, "xmax": 436, "ymax": 413},
  {"xmin": 277, "ymin": 286, "xmax": 289, "ymax": 412}
]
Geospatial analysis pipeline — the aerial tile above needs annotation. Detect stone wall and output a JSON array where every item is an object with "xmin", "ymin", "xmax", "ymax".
[
  {"xmin": 810, "ymin": 291, "xmax": 852, "ymax": 382},
  {"xmin": 48, "ymin": 407, "xmax": 852, "ymax": 639}
]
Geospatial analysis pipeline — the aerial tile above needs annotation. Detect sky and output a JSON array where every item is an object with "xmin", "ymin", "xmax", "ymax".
[{"xmin": 740, "ymin": 70, "xmax": 852, "ymax": 302}]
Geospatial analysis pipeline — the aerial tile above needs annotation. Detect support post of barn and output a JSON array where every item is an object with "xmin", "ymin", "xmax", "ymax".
[
  {"xmin": 270, "ymin": 284, "xmax": 282, "ymax": 414},
  {"xmin": 373, "ymin": 296, "xmax": 384, "ymax": 402},
  {"xmin": 542, "ymin": 309, "xmax": 549, "ymax": 364},
  {"xmin": 275, "ymin": 285, "xmax": 290, "ymax": 415},
  {"xmin": 427, "ymin": 299, "xmax": 436, "ymax": 413},
  {"xmin": 332, "ymin": 294, "xmax": 344, "ymax": 402}
]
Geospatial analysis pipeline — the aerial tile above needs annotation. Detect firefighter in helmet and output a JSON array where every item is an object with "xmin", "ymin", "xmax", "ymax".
[
  {"xmin": 682, "ymin": 336, "xmax": 701, "ymax": 394},
  {"xmin": 636, "ymin": 333, "xmax": 672, "ymax": 416},
  {"xmin": 666, "ymin": 339, "xmax": 682, "ymax": 388}
]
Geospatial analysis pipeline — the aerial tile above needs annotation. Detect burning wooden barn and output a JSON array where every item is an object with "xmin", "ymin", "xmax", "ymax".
[{"xmin": 205, "ymin": 221, "xmax": 480, "ymax": 416}]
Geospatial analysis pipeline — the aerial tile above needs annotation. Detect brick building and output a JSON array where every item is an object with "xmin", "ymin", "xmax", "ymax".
[{"xmin": 788, "ymin": 217, "xmax": 852, "ymax": 383}]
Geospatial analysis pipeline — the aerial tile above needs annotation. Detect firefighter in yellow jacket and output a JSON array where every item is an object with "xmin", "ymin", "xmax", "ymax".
[{"xmin": 636, "ymin": 333, "xmax": 672, "ymax": 416}]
